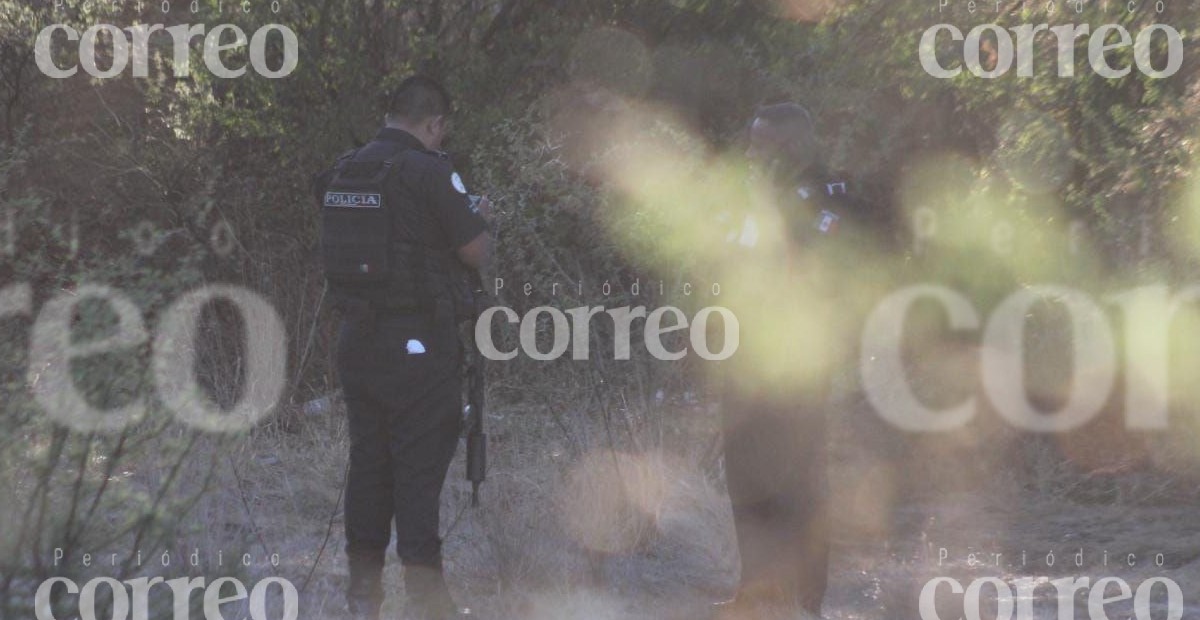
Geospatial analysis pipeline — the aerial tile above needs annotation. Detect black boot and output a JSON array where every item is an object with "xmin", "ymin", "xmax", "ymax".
[
  {"xmin": 346, "ymin": 550, "xmax": 385, "ymax": 620},
  {"xmin": 403, "ymin": 562, "xmax": 461, "ymax": 620}
]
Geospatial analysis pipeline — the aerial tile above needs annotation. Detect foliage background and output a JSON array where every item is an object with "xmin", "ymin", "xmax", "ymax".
[{"xmin": 2, "ymin": 0, "xmax": 1199, "ymax": 617}]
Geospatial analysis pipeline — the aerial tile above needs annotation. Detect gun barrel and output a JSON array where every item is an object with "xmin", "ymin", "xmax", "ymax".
[
  {"xmin": 467, "ymin": 429, "xmax": 486, "ymax": 507},
  {"xmin": 466, "ymin": 276, "xmax": 488, "ymax": 507}
]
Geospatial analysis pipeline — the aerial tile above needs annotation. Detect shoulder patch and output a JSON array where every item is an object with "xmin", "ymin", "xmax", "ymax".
[
  {"xmin": 450, "ymin": 172, "xmax": 467, "ymax": 194},
  {"xmin": 816, "ymin": 209, "xmax": 840, "ymax": 234}
]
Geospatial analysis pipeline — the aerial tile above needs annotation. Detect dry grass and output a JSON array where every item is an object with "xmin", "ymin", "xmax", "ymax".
[
  {"xmin": 14, "ymin": 350, "xmax": 1200, "ymax": 619},
  {"xmin": 149, "ymin": 369, "xmax": 1200, "ymax": 620}
]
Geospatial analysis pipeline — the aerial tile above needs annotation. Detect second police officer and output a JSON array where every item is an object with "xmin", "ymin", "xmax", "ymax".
[{"xmin": 716, "ymin": 102, "xmax": 882, "ymax": 619}]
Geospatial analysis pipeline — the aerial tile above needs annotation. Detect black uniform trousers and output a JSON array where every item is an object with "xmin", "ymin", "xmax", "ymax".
[
  {"xmin": 721, "ymin": 380, "xmax": 831, "ymax": 612},
  {"xmin": 336, "ymin": 312, "xmax": 464, "ymax": 571}
]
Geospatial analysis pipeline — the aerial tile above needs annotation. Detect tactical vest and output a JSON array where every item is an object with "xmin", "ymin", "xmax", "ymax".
[{"xmin": 319, "ymin": 147, "xmax": 458, "ymax": 318}]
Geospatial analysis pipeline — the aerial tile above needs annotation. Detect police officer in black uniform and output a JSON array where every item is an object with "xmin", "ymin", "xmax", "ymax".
[
  {"xmin": 313, "ymin": 76, "xmax": 489, "ymax": 620},
  {"xmin": 716, "ymin": 103, "xmax": 871, "ymax": 619}
]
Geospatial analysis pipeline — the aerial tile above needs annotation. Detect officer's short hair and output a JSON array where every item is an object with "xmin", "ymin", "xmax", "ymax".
[
  {"xmin": 753, "ymin": 102, "xmax": 817, "ymax": 147},
  {"xmin": 386, "ymin": 75, "xmax": 454, "ymax": 122}
]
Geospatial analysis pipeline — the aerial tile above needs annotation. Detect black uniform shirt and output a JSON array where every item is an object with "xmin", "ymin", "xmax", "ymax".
[
  {"xmin": 780, "ymin": 164, "xmax": 861, "ymax": 247},
  {"xmin": 313, "ymin": 127, "xmax": 487, "ymax": 255},
  {"xmin": 721, "ymin": 163, "xmax": 880, "ymax": 393}
]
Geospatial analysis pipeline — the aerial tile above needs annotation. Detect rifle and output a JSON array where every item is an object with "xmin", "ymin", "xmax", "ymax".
[{"xmin": 464, "ymin": 276, "xmax": 487, "ymax": 507}]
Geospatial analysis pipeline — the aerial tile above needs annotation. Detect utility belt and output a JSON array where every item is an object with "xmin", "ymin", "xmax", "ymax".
[{"xmin": 335, "ymin": 294, "xmax": 461, "ymax": 330}]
